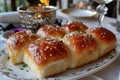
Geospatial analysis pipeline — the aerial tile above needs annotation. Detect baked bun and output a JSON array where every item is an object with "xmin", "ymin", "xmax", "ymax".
[
  {"xmin": 86, "ymin": 27, "xmax": 117, "ymax": 57},
  {"xmin": 24, "ymin": 37, "xmax": 69, "ymax": 78},
  {"xmin": 62, "ymin": 32, "xmax": 99, "ymax": 68},
  {"xmin": 61, "ymin": 21, "xmax": 88, "ymax": 33},
  {"xmin": 7, "ymin": 30, "xmax": 39, "ymax": 64},
  {"xmin": 6, "ymin": 21, "xmax": 117, "ymax": 78},
  {"xmin": 36, "ymin": 25, "xmax": 66, "ymax": 39}
]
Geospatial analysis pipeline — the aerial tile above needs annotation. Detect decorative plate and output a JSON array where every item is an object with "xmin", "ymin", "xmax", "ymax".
[
  {"xmin": 61, "ymin": 8, "xmax": 97, "ymax": 18},
  {"xmin": 0, "ymin": 44, "xmax": 119, "ymax": 80}
]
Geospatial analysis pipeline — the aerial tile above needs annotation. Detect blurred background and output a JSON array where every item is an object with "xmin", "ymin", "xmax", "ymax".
[
  {"xmin": 0, "ymin": 0, "xmax": 27, "ymax": 12},
  {"xmin": 0, "ymin": 0, "xmax": 117, "ymax": 18}
]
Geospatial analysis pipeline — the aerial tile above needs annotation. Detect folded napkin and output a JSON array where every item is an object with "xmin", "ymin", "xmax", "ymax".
[{"xmin": 0, "ymin": 11, "xmax": 20, "ymax": 23}]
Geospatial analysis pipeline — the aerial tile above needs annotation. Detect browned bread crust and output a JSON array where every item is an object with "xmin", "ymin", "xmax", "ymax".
[
  {"xmin": 7, "ymin": 30, "xmax": 39, "ymax": 64},
  {"xmin": 24, "ymin": 37, "xmax": 69, "ymax": 77},
  {"xmin": 7, "ymin": 22, "xmax": 117, "ymax": 78},
  {"xmin": 61, "ymin": 21, "xmax": 88, "ymax": 33},
  {"xmin": 62, "ymin": 32, "xmax": 99, "ymax": 68},
  {"xmin": 86, "ymin": 27, "xmax": 117, "ymax": 57},
  {"xmin": 37, "ymin": 25, "xmax": 66, "ymax": 39}
]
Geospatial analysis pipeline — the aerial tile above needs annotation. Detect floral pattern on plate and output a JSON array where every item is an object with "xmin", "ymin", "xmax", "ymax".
[{"xmin": 0, "ymin": 44, "xmax": 119, "ymax": 80}]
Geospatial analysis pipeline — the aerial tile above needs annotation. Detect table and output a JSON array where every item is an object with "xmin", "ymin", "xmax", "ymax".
[{"xmin": 0, "ymin": 10, "xmax": 120, "ymax": 80}]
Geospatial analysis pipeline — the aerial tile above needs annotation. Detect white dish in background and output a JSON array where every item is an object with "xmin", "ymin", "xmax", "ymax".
[
  {"xmin": 61, "ymin": 8, "xmax": 97, "ymax": 18},
  {"xmin": 1, "ymin": 30, "xmax": 14, "ymax": 42},
  {"xmin": 0, "ymin": 44, "xmax": 119, "ymax": 80}
]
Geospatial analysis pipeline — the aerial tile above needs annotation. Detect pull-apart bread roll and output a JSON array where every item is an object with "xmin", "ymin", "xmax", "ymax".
[
  {"xmin": 62, "ymin": 32, "xmax": 99, "ymax": 68},
  {"xmin": 6, "ymin": 21, "xmax": 117, "ymax": 78},
  {"xmin": 61, "ymin": 21, "xmax": 88, "ymax": 33},
  {"xmin": 7, "ymin": 30, "xmax": 39, "ymax": 64},
  {"xmin": 36, "ymin": 25, "xmax": 66, "ymax": 39},
  {"xmin": 24, "ymin": 37, "xmax": 69, "ymax": 78},
  {"xmin": 86, "ymin": 27, "xmax": 117, "ymax": 57}
]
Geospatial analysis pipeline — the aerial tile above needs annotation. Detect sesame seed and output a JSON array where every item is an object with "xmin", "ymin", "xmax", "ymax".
[
  {"xmin": 54, "ymin": 47, "xmax": 56, "ymax": 49},
  {"xmin": 81, "ymin": 45, "xmax": 84, "ymax": 48},
  {"xmin": 50, "ymin": 54, "xmax": 52, "ymax": 57},
  {"xmin": 102, "ymin": 36, "xmax": 105, "ymax": 38},
  {"xmin": 50, "ymin": 48, "xmax": 53, "ymax": 50},
  {"xmin": 44, "ymin": 57, "xmax": 46, "ymax": 60},
  {"xmin": 45, "ymin": 46, "xmax": 49, "ymax": 50},
  {"xmin": 86, "ymin": 45, "xmax": 88, "ymax": 47}
]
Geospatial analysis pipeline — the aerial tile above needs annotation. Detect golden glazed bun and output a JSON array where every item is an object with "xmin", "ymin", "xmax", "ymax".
[
  {"xmin": 86, "ymin": 27, "xmax": 117, "ymax": 57},
  {"xmin": 24, "ymin": 37, "xmax": 69, "ymax": 78},
  {"xmin": 6, "ymin": 21, "xmax": 117, "ymax": 78},
  {"xmin": 7, "ymin": 30, "xmax": 39, "ymax": 64},
  {"xmin": 62, "ymin": 32, "xmax": 99, "ymax": 68},
  {"xmin": 61, "ymin": 21, "xmax": 88, "ymax": 33},
  {"xmin": 36, "ymin": 25, "xmax": 66, "ymax": 39}
]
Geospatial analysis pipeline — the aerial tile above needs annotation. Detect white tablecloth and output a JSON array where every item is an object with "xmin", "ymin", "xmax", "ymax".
[{"xmin": 0, "ymin": 10, "xmax": 120, "ymax": 80}]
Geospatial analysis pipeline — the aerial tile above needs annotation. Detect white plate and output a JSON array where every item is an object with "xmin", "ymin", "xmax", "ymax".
[
  {"xmin": 0, "ymin": 45, "xmax": 119, "ymax": 80},
  {"xmin": 61, "ymin": 8, "xmax": 97, "ymax": 18},
  {"xmin": 1, "ymin": 30, "xmax": 14, "ymax": 42}
]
